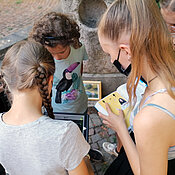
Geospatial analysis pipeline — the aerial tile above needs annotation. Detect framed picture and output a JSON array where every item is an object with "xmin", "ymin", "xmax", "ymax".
[{"xmin": 83, "ymin": 81, "xmax": 102, "ymax": 101}]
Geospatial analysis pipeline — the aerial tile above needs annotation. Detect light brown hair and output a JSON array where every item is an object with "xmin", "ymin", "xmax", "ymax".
[
  {"xmin": 99, "ymin": 0, "xmax": 175, "ymax": 104},
  {"xmin": 1, "ymin": 40, "xmax": 55, "ymax": 119}
]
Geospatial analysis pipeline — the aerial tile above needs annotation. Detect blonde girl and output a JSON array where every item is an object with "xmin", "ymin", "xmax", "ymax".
[
  {"xmin": 98, "ymin": 0, "xmax": 175, "ymax": 174},
  {"xmin": 0, "ymin": 40, "xmax": 93, "ymax": 175}
]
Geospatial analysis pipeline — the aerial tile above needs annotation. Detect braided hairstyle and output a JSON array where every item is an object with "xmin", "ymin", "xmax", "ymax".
[
  {"xmin": 0, "ymin": 74, "xmax": 11, "ymax": 112},
  {"xmin": 29, "ymin": 12, "xmax": 82, "ymax": 49},
  {"xmin": 1, "ymin": 40, "xmax": 55, "ymax": 119}
]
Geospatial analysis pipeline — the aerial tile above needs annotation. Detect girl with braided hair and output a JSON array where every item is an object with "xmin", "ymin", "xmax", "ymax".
[{"xmin": 0, "ymin": 40, "xmax": 94, "ymax": 175}]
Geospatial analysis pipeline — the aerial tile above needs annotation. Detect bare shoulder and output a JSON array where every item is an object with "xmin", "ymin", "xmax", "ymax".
[
  {"xmin": 133, "ymin": 102, "xmax": 174, "ymax": 174},
  {"xmin": 133, "ymin": 104, "xmax": 175, "ymax": 147}
]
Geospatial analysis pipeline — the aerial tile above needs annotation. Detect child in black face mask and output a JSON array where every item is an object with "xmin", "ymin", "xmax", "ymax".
[
  {"xmin": 113, "ymin": 49, "xmax": 131, "ymax": 76},
  {"xmin": 101, "ymin": 0, "xmax": 175, "ymax": 174}
]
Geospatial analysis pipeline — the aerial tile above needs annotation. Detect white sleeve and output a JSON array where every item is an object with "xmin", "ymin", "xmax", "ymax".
[{"xmin": 58, "ymin": 122, "xmax": 90, "ymax": 171}]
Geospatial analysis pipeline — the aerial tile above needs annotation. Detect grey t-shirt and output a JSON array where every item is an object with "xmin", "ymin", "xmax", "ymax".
[{"xmin": 0, "ymin": 114, "xmax": 90, "ymax": 175}]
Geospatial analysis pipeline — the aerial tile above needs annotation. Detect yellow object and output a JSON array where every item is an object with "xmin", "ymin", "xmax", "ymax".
[{"xmin": 95, "ymin": 91, "xmax": 131, "ymax": 128}]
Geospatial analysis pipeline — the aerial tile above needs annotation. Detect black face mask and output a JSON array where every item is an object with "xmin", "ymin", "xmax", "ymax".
[{"xmin": 113, "ymin": 49, "xmax": 131, "ymax": 76}]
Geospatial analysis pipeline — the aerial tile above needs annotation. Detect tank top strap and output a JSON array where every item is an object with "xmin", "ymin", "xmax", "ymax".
[
  {"xmin": 143, "ymin": 87, "xmax": 175, "ymax": 107},
  {"xmin": 141, "ymin": 103, "xmax": 175, "ymax": 120},
  {"xmin": 142, "ymin": 88, "xmax": 167, "ymax": 106}
]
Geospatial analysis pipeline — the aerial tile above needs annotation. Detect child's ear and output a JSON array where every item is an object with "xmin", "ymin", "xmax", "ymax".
[{"xmin": 119, "ymin": 44, "xmax": 131, "ymax": 58}]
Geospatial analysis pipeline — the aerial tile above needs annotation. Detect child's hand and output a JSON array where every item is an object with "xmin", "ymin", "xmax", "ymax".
[{"xmin": 98, "ymin": 103, "xmax": 127, "ymax": 133}]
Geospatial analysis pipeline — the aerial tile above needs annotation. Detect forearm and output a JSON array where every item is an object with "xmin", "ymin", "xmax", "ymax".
[
  {"xmin": 99, "ymin": 105, "xmax": 141, "ymax": 174},
  {"xmin": 68, "ymin": 157, "xmax": 94, "ymax": 175},
  {"xmin": 118, "ymin": 128, "xmax": 140, "ymax": 175},
  {"xmin": 84, "ymin": 156, "xmax": 94, "ymax": 175}
]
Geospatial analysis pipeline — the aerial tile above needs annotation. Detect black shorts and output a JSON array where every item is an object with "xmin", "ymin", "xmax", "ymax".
[{"xmin": 168, "ymin": 158, "xmax": 175, "ymax": 175}]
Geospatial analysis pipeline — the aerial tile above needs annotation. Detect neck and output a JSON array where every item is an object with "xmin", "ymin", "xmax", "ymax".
[
  {"xmin": 3, "ymin": 88, "xmax": 43, "ymax": 125},
  {"xmin": 141, "ymin": 58, "xmax": 165, "ymax": 91},
  {"xmin": 148, "ymin": 75, "xmax": 157, "ymax": 84}
]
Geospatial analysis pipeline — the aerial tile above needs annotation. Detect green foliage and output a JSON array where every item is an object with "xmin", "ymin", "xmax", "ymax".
[{"xmin": 15, "ymin": 0, "xmax": 23, "ymax": 5}]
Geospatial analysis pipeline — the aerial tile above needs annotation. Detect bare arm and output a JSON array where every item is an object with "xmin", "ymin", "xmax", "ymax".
[
  {"xmin": 133, "ymin": 107, "xmax": 171, "ymax": 175},
  {"xmin": 116, "ymin": 133, "xmax": 123, "ymax": 152},
  {"xmin": 99, "ymin": 103, "xmax": 140, "ymax": 174},
  {"xmin": 99, "ymin": 103, "xmax": 172, "ymax": 175},
  {"xmin": 117, "ymin": 123, "xmax": 140, "ymax": 174},
  {"xmin": 69, "ymin": 157, "xmax": 94, "ymax": 175}
]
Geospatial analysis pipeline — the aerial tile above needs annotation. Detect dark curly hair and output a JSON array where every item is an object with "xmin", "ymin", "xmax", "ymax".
[{"xmin": 29, "ymin": 12, "xmax": 82, "ymax": 49}]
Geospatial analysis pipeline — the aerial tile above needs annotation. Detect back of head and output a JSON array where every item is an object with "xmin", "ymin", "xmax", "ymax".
[
  {"xmin": 1, "ymin": 40, "xmax": 55, "ymax": 118},
  {"xmin": 29, "ymin": 12, "xmax": 82, "ymax": 49},
  {"xmin": 99, "ymin": 0, "xmax": 175, "ymax": 102}
]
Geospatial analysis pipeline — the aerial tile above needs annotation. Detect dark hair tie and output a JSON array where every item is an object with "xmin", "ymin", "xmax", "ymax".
[
  {"xmin": 43, "ymin": 36, "xmax": 67, "ymax": 46},
  {"xmin": 44, "ymin": 36, "xmax": 66, "ymax": 41}
]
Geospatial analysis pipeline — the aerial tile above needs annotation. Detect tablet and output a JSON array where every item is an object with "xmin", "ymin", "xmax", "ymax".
[{"xmin": 53, "ymin": 112, "xmax": 89, "ymax": 141}]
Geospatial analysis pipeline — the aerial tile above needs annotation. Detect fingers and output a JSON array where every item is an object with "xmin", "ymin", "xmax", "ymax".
[
  {"xmin": 98, "ymin": 112, "xmax": 108, "ymax": 120},
  {"xmin": 105, "ymin": 103, "xmax": 121, "ymax": 117},
  {"xmin": 105, "ymin": 103, "xmax": 112, "ymax": 115},
  {"xmin": 102, "ymin": 119, "xmax": 108, "ymax": 125},
  {"xmin": 102, "ymin": 120, "xmax": 111, "ymax": 128},
  {"xmin": 98, "ymin": 112, "xmax": 110, "ymax": 126},
  {"xmin": 98, "ymin": 112, "xmax": 111, "ymax": 127},
  {"xmin": 98, "ymin": 103, "xmax": 125, "ymax": 131},
  {"xmin": 119, "ymin": 109, "xmax": 124, "ymax": 116}
]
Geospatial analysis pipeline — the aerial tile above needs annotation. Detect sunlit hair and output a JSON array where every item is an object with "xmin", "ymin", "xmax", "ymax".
[
  {"xmin": 29, "ymin": 12, "xmax": 82, "ymax": 49},
  {"xmin": 160, "ymin": 0, "xmax": 175, "ymax": 11},
  {"xmin": 1, "ymin": 40, "xmax": 55, "ymax": 119},
  {"xmin": 98, "ymin": 0, "xmax": 175, "ymax": 105}
]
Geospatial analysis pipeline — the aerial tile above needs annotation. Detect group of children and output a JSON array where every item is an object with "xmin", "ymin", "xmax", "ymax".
[
  {"xmin": 0, "ymin": 11, "xmax": 99, "ymax": 175},
  {"xmin": 0, "ymin": 0, "xmax": 175, "ymax": 174}
]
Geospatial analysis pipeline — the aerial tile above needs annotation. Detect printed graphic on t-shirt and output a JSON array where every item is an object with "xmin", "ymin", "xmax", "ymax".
[{"xmin": 54, "ymin": 62, "xmax": 81, "ymax": 104}]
